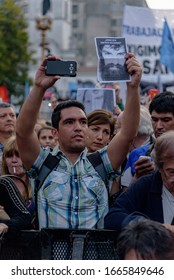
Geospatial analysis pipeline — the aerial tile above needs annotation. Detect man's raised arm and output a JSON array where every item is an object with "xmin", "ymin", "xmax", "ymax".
[
  {"xmin": 16, "ymin": 57, "xmax": 60, "ymax": 170},
  {"xmin": 107, "ymin": 53, "xmax": 142, "ymax": 171}
]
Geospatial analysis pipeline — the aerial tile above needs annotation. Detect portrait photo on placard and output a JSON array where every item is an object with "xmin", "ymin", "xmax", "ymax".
[
  {"xmin": 76, "ymin": 88, "xmax": 116, "ymax": 115},
  {"xmin": 95, "ymin": 37, "xmax": 126, "ymax": 59},
  {"xmin": 95, "ymin": 37, "xmax": 130, "ymax": 83}
]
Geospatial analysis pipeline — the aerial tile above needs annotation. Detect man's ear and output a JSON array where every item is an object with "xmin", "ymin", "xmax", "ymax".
[{"xmin": 52, "ymin": 128, "xmax": 58, "ymax": 138}]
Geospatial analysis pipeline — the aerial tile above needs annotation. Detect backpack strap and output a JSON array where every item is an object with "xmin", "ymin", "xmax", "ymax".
[
  {"xmin": 87, "ymin": 152, "xmax": 119, "ymax": 207},
  {"xmin": 35, "ymin": 153, "xmax": 61, "ymax": 194},
  {"xmin": 35, "ymin": 151, "xmax": 109, "ymax": 228},
  {"xmin": 35, "ymin": 151, "xmax": 109, "ymax": 198},
  {"xmin": 87, "ymin": 151, "xmax": 109, "ymax": 193},
  {"xmin": 34, "ymin": 152, "xmax": 61, "ymax": 229}
]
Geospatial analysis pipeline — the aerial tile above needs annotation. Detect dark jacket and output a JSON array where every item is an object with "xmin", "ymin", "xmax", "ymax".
[
  {"xmin": 104, "ymin": 171, "xmax": 164, "ymax": 230},
  {"xmin": 0, "ymin": 177, "xmax": 31, "ymax": 231}
]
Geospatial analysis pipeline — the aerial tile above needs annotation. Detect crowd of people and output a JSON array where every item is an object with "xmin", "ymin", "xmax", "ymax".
[{"xmin": 0, "ymin": 52, "xmax": 174, "ymax": 260}]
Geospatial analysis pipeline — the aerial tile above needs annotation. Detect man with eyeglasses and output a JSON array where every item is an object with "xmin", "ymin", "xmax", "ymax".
[{"xmin": 105, "ymin": 130, "xmax": 174, "ymax": 233}]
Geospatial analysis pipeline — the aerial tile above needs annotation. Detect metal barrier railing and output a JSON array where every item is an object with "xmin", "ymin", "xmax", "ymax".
[{"xmin": 0, "ymin": 229, "xmax": 119, "ymax": 260}]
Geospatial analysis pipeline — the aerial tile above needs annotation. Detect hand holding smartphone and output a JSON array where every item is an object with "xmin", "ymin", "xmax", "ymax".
[
  {"xmin": 135, "ymin": 155, "xmax": 155, "ymax": 178},
  {"xmin": 45, "ymin": 60, "xmax": 77, "ymax": 77}
]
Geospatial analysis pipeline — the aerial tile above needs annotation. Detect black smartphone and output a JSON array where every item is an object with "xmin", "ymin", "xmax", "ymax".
[{"xmin": 45, "ymin": 60, "xmax": 77, "ymax": 77}]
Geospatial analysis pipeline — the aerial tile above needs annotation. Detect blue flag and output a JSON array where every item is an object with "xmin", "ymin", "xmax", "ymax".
[{"xmin": 160, "ymin": 19, "xmax": 174, "ymax": 73}]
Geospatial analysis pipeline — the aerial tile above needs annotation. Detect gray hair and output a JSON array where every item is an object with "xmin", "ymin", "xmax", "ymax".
[
  {"xmin": 152, "ymin": 130, "xmax": 174, "ymax": 170},
  {"xmin": 138, "ymin": 105, "xmax": 153, "ymax": 136},
  {"xmin": 0, "ymin": 102, "xmax": 15, "ymax": 111}
]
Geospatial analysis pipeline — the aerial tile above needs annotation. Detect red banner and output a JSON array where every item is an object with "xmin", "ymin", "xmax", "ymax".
[{"xmin": 0, "ymin": 85, "xmax": 9, "ymax": 102}]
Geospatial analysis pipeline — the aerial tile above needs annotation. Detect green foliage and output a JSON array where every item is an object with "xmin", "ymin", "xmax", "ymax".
[{"xmin": 0, "ymin": 0, "xmax": 35, "ymax": 100}]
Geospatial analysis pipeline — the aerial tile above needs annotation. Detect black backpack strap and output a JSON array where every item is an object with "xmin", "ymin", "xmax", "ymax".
[
  {"xmin": 87, "ymin": 152, "xmax": 121, "ymax": 207},
  {"xmin": 35, "ymin": 153, "xmax": 61, "ymax": 193},
  {"xmin": 34, "ymin": 152, "xmax": 61, "ymax": 229},
  {"xmin": 87, "ymin": 151, "xmax": 109, "ymax": 193},
  {"xmin": 35, "ymin": 151, "xmax": 110, "ymax": 228}
]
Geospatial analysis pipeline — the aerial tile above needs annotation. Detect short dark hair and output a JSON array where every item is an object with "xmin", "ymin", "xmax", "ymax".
[
  {"xmin": 117, "ymin": 219, "xmax": 174, "ymax": 260},
  {"xmin": 51, "ymin": 100, "xmax": 86, "ymax": 129},
  {"xmin": 87, "ymin": 109, "xmax": 115, "ymax": 137},
  {"xmin": 149, "ymin": 91, "xmax": 174, "ymax": 115}
]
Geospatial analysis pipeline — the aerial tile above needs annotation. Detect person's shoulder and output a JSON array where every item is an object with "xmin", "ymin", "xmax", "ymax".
[
  {"xmin": 51, "ymin": 145, "xmax": 60, "ymax": 155},
  {"xmin": 0, "ymin": 176, "xmax": 21, "ymax": 196},
  {"xmin": 0, "ymin": 176, "xmax": 14, "ymax": 187},
  {"xmin": 97, "ymin": 146, "xmax": 108, "ymax": 154},
  {"xmin": 130, "ymin": 144, "xmax": 151, "ymax": 157},
  {"xmin": 132, "ymin": 171, "xmax": 162, "ymax": 190}
]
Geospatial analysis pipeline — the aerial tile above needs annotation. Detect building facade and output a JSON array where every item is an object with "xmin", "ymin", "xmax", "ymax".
[
  {"xmin": 15, "ymin": 0, "xmax": 147, "ymax": 100},
  {"xmin": 71, "ymin": 0, "xmax": 147, "ymax": 67}
]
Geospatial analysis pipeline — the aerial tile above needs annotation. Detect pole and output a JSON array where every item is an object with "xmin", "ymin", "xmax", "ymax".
[{"xmin": 35, "ymin": 16, "xmax": 52, "ymax": 61}]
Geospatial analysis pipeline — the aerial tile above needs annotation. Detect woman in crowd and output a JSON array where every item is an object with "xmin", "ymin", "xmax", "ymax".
[
  {"xmin": 86, "ymin": 109, "xmax": 115, "ymax": 153},
  {"xmin": 86, "ymin": 109, "xmax": 120, "ymax": 202},
  {"xmin": 0, "ymin": 176, "xmax": 31, "ymax": 235},
  {"xmin": 1, "ymin": 135, "xmax": 34, "ymax": 218}
]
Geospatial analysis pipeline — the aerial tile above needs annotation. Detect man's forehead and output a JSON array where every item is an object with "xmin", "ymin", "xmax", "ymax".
[
  {"xmin": 61, "ymin": 106, "xmax": 86, "ymax": 118},
  {"xmin": 0, "ymin": 106, "xmax": 15, "ymax": 113},
  {"xmin": 151, "ymin": 111, "xmax": 174, "ymax": 118}
]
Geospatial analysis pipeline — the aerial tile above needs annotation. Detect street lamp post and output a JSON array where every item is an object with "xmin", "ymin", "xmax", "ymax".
[{"xmin": 35, "ymin": 16, "xmax": 52, "ymax": 61}]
